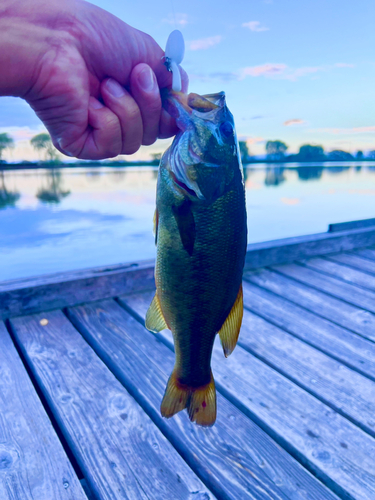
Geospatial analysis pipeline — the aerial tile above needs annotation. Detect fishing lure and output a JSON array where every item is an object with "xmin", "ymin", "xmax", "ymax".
[{"xmin": 164, "ymin": 30, "xmax": 185, "ymax": 92}]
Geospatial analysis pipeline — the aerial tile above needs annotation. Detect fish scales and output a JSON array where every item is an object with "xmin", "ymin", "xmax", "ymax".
[{"xmin": 146, "ymin": 91, "xmax": 247, "ymax": 426}]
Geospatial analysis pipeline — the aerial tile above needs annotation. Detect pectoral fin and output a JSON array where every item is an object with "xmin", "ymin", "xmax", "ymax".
[
  {"xmin": 172, "ymin": 201, "xmax": 196, "ymax": 256},
  {"xmin": 218, "ymin": 285, "xmax": 243, "ymax": 357},
  {"xmin": 153, "ymin": 208, "xmax": 158, "ymax": 245},
  {"xmin": 145, "ymin": 293, "xmax": 167, "ymax": 333}
]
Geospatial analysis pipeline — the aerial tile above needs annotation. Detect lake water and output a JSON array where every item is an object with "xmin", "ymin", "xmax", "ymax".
[{"xmin": 0, "ymin": 162, "xmax": 374, "ymax": 282}]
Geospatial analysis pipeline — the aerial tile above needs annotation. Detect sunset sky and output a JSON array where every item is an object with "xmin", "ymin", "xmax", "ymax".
[{"xmin": 1, "ymin": 0, "xmax": 374, "ymax": 161}]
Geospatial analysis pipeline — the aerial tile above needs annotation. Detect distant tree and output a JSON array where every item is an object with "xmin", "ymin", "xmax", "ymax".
[
  {"xmin": 327, "ymin": 150, "xmax": 354, "ymax": 161},
  {"xmin": 31, "ymin": 133, "xmax": 60, "ymax": 163},
  {"xmin": 0, "ymin": 133, "xmax": 14, "ymax": 162},
  {"xmin": 368, "ymin": 150, "xmax": 375, "ymax": 159},
  {"xmin": 266, "ymin": 140, "xmax": 288, "ymax": 160},
  {"xmin": 297, "ymin": 144, "xmax": 325, "ymax": 161},
  {"xmin": 356, "ymin": 150, "xmax": 364, "ymax": 160},
  {"xmin": 239, "ymin": 141, "xmax": 250, "ymax": 164},
  {"xmin": 150, "ymin": 152, "xmax": 162, "ymax": 164}
]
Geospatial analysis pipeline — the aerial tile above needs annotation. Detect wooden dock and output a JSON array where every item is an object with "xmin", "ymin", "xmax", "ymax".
[{"xmin": 1, "ymin": 220, "xmax": 375, "ymax": 499}]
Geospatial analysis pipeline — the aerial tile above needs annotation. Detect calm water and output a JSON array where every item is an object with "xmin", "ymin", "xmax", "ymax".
[{"xmin": 0, "ymin": 163, "xmax": 374, "ymax": 282}]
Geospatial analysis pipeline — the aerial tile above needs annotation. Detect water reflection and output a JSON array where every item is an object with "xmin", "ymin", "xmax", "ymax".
[
  {"xmin": 264, "ymin": 166, "xmax": 285, "ymax": 186},
  {"xmin": 0, "ymin": 162, "xmax": 375, "ymax": 282},
  {"xmin": 36, "ymin": 169, "xmax": 70, "ymax": 204},
  {"xmin": 0, "ymin": 170, "xmax": 20, "ymax": 209},
  {"xmin": 296, "ymin": 166, "xmax": 323, "ymax": 181}
]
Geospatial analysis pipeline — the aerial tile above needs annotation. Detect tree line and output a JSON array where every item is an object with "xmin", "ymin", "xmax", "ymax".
[
  {"xmin": 1, "ymin": 131, "xmax": 374, "ymax": 166},
  {"xmin": 239, "ymin": 140, "xmax": 375, "ymax": 163}
]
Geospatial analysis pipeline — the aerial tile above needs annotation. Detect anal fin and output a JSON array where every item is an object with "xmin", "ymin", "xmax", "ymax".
[
  {"xmin": 218, "ymin": 284, "xmax": 243, "ymax": 357},
  {"xmin": 145, "ymin": 293, "xmax": 167, "ymax": 333}
]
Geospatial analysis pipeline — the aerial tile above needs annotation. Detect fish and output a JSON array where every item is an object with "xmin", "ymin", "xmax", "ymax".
[{"xmin": 146, "ymin": 90, "xmax": 247, "ymax": 426}]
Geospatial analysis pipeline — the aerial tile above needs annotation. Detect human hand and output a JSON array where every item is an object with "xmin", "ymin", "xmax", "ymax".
[{"xmin": 0, "ymin": 0, "xmax": 188, "ymax": 159}]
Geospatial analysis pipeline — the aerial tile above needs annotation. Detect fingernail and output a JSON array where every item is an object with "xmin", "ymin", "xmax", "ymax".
[
  {"xmin": 106, "ymin": 78, "xmax": 126, "ymax": 98},
  {"xmin": 138, "ymin": 66, "xmax": 156, "ymax": 92}
]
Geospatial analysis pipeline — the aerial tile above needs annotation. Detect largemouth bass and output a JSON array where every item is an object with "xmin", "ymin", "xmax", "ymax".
[{"xmin": 146, "ymin": 91, "xmax": 247, "ymax": 426}]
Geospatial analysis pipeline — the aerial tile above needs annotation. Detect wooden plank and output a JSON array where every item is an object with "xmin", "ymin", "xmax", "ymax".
[
  {"xmin": 237, "ymin": 308, "xmax": 375, "ymax": 437},
  {"xmin": 240, "ymin": 281, "xmax": 375, "ymax": 382},
  {"xmin": 328, "ymin": 218, "xmax": 375, "ymax": 232},
  {"xmin": 67, "ymin": 298, "xmax": 339, "ymax": 500},
  {"xmin": 10, "ymin": 311, "xmax": 214, "ymax": 500},
  {"xmin": 0, "ymin": 260, "xmax": 155, "ymax": 321},
  {"xmin": 353, "ymin": 248, "xmax": 375, "ymax": 261},
  {"xmin": 269, "ymin": 262, "xmax": 375, "ymax": 314},
  {"xmin": 244, "ymin": 268, "xmax": 375, "ymax": 342},
  {"xmin": 0, "ymin": 321, "xmax": 87, "ymax": 500},
  {"xmin": 120, "ymin": 291, "xmax": 375, "ymax": 500},
  {"xmin": 244, "ymin": 225, "xmax": 375, "ymax": 270},
  {"xmin": 300, "ymin": 257, "xmax": 375, "ymax": 292},
  {"xmin": 327, "ymin": 252, "xmax": 375, "ymax": 275}
]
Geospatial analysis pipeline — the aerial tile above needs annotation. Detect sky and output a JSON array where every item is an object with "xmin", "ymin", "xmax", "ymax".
[{"xmin": 1, "ymin": 0, "xmax": 375, "ymax": 161}]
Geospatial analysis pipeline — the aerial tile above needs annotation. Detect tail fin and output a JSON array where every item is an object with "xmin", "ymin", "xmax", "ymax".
[{"xmin": 160, "ymin": 369, "xmax": 216, "ymax": 427}]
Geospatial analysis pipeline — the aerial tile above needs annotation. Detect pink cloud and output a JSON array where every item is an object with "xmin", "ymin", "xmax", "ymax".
[
  {"xmin": 240, "ymin": 63, "xmax": 287, "ymax": 78},
  {"xmin": 284, "ymin": 119, "xmax": 306, "ymax": 126},
  {"xmin": 242, "ymin": 21, "xmax": 269, "ymax": 32},
  {"xmin": 189, "ymin": 36, "xmax": 222, "ymax": 51}
]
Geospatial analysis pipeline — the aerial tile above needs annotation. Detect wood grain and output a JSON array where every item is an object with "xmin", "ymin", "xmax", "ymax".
[
  {"xmin": 353, "ymin": 248, "xmax": 375, "ymax": 262},
  {"xmin": 0, "ymin": 260, "xmax": 155, "ymax": 321},
  {"xmin": 238, "ymin": 307, "xmax": 375, "ymax": 437},
  {"xmin": 244, "ymin": 268, "xmax": 375, "ymax": 342},
  {"xmin": 269, "ymin": 262, "xmax": 375, "ymax": 314},
  {"xmin": 67, "ymin": 298, "xmax": 339, "ymax": 500},
  {"xmin": 121, "ymin": 291, "xmax": 375, "ymax": 500},
  {"xmin": 0, "ymin": 321, "xmax": 87, "ymax": 500},
  {"xmin": 10, "ymin": 311, "xmax": 214, "ymax": 500},
  {"xmin": 241, "ymin": 281, "xmax": 375, "ymax": 381},
  {"xmin": 300, "ymin": 257, "xmax": 375, "ymax": 291},
  {"xmin": 244, "ymin": 226, "xmax": 375, "ymax": 270},
  {"xmin": 326, "ymin": 252, "xmax": 375, "ymax": 275}
]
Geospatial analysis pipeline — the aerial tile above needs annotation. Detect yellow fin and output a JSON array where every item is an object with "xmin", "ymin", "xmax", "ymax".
[
  {"xmin": 218, "ymin": 285, "xmax": 243, "ymax": 358},
  {"xmin": 145, "ymin": 293, "xmax": 167, "ymax": 333},
  {"xmin": 187, "ymin": 372, "xmax": 216, "ymax": 427},
  {"xmin": 160, "ymin": 369, "xmax": 190, "ymax": 418},
  {"xmin": 160, "ymin": 369, "xmax": 217, "ymax": 427}
]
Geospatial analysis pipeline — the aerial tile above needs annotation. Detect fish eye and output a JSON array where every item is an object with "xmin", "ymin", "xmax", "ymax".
[{"xmin": 219, "ymin": 121, "xmax": 233, "ymax": 138}]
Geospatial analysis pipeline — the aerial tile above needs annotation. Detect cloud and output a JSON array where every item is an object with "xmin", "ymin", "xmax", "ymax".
[
  {"xmin": 311, "ymin": 126, "xmax": 375, "ymax": 135},
  {"xmin": 239, "ymin": 63, "xmax": 325, "ymax": 81},
  {"xmin": 242, "ymin": 21, "xmax": 269, "ymax": 32},
  {"xmin": 284, "ymin": 119, "xmax": 306, "ymax": 126},
  {"xmin": 335, "ymin": 63, "xmax": 355, "ymax": 68},
  {"xmin": 0, "ymin": 125, "xmax": 46, "ymax": 142},
  {"xmin": 238, "ymin": 136, "xmax": 265, "ymax": 145},
  {"xmin": 189, "ymin": 36, "xmax": 222, "ymax": 51},
  {"xmin": 162, "ymin": 13, "xmax": 188, "ymax": 26},
  {"xmin": 239, "ymin": 63, "xmax": 287, "ymax": 78}
]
